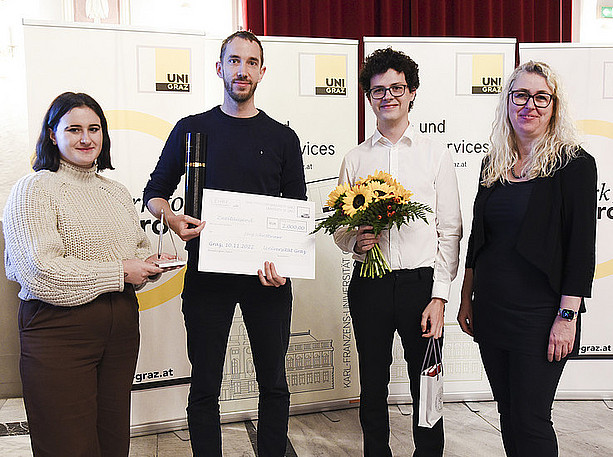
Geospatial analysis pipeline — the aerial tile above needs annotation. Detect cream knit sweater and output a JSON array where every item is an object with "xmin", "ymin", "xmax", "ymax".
[{"xmin": 3, "ymin": 161, "xmax": 152, "ymax": 306}]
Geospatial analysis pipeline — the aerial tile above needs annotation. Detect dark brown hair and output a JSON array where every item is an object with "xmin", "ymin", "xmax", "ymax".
[{"xmin": 34, "ymin": 92, "xmax": 113, "ymax": 172}]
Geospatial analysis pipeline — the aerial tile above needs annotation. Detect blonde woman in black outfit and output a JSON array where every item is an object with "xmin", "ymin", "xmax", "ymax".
[{"xmin": 458, "ymin": 61, "xmax": 597, "ymax": 457}]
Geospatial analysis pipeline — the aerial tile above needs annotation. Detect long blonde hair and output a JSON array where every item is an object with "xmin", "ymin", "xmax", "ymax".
[{"xmin": 482, "ymin": 61, "xmax": 581, "ymax": 187}]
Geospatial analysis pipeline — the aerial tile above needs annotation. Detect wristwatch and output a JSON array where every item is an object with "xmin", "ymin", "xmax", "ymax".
[{"xmin": 558, "ymin": 308, "xmax": 578, "ymax": 321}]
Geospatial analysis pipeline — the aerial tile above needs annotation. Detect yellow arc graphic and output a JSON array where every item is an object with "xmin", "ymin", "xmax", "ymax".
[
  {"xmin": 577, "ymin": 120, "xmax": 613, "ymax": 141},
  {"xmin": 137, "ymin": 267, "xmax": 187, "ymax": 311},
  {"xmin": 107, "ymin": 110, "xmax": 184, "ymax": 310},
  {"xmin": 577, "ymin": 119, "xmax": 613, "ymax": 280},
  {"xmin": 106, "ymin": 110, "xmax": 173, "ymax": 140}
]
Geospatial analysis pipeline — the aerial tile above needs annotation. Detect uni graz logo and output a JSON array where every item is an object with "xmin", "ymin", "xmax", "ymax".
[
  {"xmin": 456, "ymin": 53, "xmax": 504, "ymax": 95},
  {"xmin": 315, "ymin": 54, "xmax": 347, "ymax": 95},
  {"xmin": 155, "ymin": 48, "xmax": 190, "ymax": 92},
  {"xmin": 471, "ymin": 53, "xmax": 504, "ymax": 94},
  {"xmin": 316, "ymin": 76, "xmax": 346, "ymax": 96},
  {"xmin": 473, "ymin": 76, "xmax": 502, "ymax": 94},
  {"xmin": 137, "ymin": 47, "xmax": 191, "ymax": 93},
  {"xmin": 300, "ymin": 54, "xmax": 348, "ymax": 97},
  {"xmin": 157, "ymin": 72, "xmax": 190, "ymax": 92}
]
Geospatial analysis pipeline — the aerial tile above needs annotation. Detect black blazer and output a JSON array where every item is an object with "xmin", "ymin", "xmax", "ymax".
[{"xmin": 465, "ymin": 149, "xmax": 597, "ymax": 309}]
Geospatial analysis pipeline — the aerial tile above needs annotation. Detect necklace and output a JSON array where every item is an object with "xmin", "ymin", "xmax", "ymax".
[{"xmin": 510, "ymin": 164, "xmax": 525, "ymax": 180}]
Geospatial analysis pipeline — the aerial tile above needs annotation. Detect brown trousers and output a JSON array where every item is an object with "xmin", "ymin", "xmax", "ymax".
[{"xmin": 18, "ymin": 289, "xmax": 140, "ymax": 457}]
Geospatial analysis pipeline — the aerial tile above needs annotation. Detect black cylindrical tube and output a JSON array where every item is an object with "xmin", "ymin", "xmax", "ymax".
[{"xmin": 184, "ymin": 132, "xmax": 207, "ymax": 220}]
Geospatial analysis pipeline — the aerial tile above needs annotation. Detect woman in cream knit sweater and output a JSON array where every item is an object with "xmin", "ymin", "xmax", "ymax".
[{"xmin": 3, "ymin": 92, "xmax": 170, "ymax": 456}]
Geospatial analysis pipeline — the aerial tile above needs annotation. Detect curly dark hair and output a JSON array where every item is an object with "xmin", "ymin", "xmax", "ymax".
[
  {"xmin": 34, "ymin": 92, "xmax": 113, "ymax": 172},
  {"xmin": 359, "ymin": 48, "xmax": 420, "ymax": 111},
  {"xmin": 220, "ymin": 30, "xmax": 264, "ymax": 67}
]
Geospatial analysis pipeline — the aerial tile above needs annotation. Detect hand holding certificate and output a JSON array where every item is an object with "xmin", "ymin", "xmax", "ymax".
[
  {"xmin": 198, "ymin": 189, "xmax": 316, "ymax": 279},
  {"xmin": 257, "ymin": 260, "xmax": 287, "ymax": 287}
]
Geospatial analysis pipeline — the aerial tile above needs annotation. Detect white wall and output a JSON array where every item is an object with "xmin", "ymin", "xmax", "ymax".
[
  {"xmin": 0, "ymin": 0, "xmax": 32, "ymax": 210},
  {"xmin": 129, "ymin": 0, "xmax": 234, "ymax": 37},
  {"xmin": 575, "ymin": 0, "xmax": 613, "ymax": 43}
]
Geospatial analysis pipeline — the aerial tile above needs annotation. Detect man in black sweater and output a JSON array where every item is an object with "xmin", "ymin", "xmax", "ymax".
[{"xmin": 143, "ymin": 31, "xmax": 306, "ymax": 456}]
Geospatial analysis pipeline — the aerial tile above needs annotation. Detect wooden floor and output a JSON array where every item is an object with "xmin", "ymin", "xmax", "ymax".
[{"xmin": 2, "ymin": 398, "xmax": 613, "ymax": 456}]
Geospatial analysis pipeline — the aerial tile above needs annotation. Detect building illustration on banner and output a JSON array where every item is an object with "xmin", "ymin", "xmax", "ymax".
[
  {"xmin": 299, "ymin": 54, "xmax": 348, "ymax": 96},
  {"xmin": 389, "ymin": 328, "xmax": 484, "ymax": 386},
  {"xmin": 455, "ymin": 53, "xmax": 504, "ymax": 95},
  {"xmin": 137, "ymin": 47, "xmax": 191, "ymax": 93},
  {"xmin": 220, "ymin": 309, "xmax": 334, "ymax": 401}
]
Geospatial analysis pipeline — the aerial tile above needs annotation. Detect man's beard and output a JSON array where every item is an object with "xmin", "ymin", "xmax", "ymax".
[{"xmin": 224, "ymin": 76, "xmax": 258, "ymax": 103}]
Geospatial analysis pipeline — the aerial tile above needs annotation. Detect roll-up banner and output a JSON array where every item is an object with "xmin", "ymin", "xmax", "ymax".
[
  {"xmin": 363, "ymin": 37, "xmax": 516, "ymax": 401},
  {"xmin": 23, "ymin": 22, "xmax": 358, "ymax": 433},
  {"xmin": 23, "ymin": 20, "xmax": 202, "ymax": 433},
  {"xmin": 202, "ymin": 35, "xmax": 361, "ymax": 419},
  {"xmin": 519, "ymin": 44, "xmax": 613, "ymax": 398}
]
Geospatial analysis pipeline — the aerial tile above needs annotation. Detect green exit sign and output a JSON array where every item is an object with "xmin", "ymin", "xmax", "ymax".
[{"xmin": 602, "ymin": 6, "xmax": 613, "ymax": 18}]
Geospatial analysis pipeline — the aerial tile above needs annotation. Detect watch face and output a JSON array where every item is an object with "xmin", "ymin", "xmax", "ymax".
[{"xmin": 560, "ymin": 309, "xmax": 575, "ymax": 320}]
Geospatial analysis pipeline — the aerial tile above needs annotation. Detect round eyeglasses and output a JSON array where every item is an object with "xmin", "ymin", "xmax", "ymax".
[
  {"xmin": 509, "ymin": 90, "xmax": 554, "ymax": 108},
  {"xmin": 368, "ymin": 84, "xmax": 408, "ymax": 100}
]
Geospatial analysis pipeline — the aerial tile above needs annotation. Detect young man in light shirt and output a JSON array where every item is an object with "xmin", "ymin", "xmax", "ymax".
[{"xmin": 333, "ymin": 48, "xmax": 462, "ymax": 457}]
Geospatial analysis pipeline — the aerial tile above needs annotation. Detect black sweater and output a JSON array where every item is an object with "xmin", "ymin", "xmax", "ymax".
[{"xmin": 143, "ymin": 106, "xmax": 307, "ymax": 254}]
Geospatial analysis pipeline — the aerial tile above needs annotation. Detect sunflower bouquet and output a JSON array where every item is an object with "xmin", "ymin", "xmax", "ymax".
[{"xmin": 314, "ymin": 171, "xmax": 432, "ymax": 278}]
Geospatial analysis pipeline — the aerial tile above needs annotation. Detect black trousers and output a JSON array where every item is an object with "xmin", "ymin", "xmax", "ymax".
[
  {"xmin": 19, "ymin": 290, "xmax": 140, "ymax": 457},
  {"xmin": 348, "ymin": 265, "xmax": 444, "ymax": 457},
  {"xmin": 181, "ymin": 269, "xmax": 292, "ymax": 457},
  {"xmin": 479, "ymin": 343, "xmax": 568, "ymax": 457}
]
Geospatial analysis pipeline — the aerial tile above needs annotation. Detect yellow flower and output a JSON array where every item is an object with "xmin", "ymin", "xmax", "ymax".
[
  {"xmin": 326, "ymin": 182, "xmax": 351, "ymax": 208},
  {"xmin": 394, "ymin": 182, "xmax": 413, "ymax": 202},
  {"xmin": 367, "ymin": 181, "xmax": 395, "ymax": 201},
  {"xmin": 342, "ymin": 185, "xmax": 374, "ymax": 216},
  {"xmin": 352, "ymin": 171, "xmax": 414, "ymax": 204},
  {"xmin": 401, "ymin": 187, "xmax": 413, "ymax": 201},
  {"xmin": 372, "ymin": 170, "xmax": 394, "ymax": 184},
  {"xmin": 356, "ymin": 170, "xmax": 390, "ymax": 186}
]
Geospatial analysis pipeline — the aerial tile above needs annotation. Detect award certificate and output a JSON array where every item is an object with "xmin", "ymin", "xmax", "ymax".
[{"xmin": 198, "ymin": 189, "xmax": 316, "ymax": 279}]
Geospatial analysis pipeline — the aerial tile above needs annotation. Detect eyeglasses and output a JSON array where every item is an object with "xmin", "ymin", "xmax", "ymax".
[
  {"xmin": 368, "ymin": 84, "xmax": 408, "ymax": 99},
  {"xmin": 509, "ymin": 90, "xmax": 554, "ymax": 108}
]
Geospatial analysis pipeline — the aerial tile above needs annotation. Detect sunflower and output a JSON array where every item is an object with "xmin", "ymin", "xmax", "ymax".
[
  {"xmin": 356, "ymin": 170, "xmax": 390, "ymax": 186},
  {"xmin": 394, "ymin": 182, "xmax": 413, "ymax": 202},
  {"xmin": 326, "ymin": 182, "xmax": 351, "ymax": 208},
  {"xmin": 382, "ymin": 172, "xmax": 400, "ymax": 187},
  {"xmin": 367, "ymin": 181, "xmax": 395, "ymax": 201},
  {"xmin": 401, "ymin": 188, "xmax": 413, "ymax": 201},
  {"xmin": 342, "ymin": 185, "xmax": 374, "ymax": 216}
]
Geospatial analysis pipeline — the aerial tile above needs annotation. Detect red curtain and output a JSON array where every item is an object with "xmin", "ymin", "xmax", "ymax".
[
  {"xmin": 243, "ymin": 0, "xmax": 572, "ymax": 141},
  {"xmin": 245, "ymin": 0, "xmax": 411, "ymax": 39},
  {"xmin": 410, "ymin": 0, "xmax": 571, "ymax": 42},
  {"xmin": 244, "ymin": 0, "xmax": 571, "ymax": 42}
]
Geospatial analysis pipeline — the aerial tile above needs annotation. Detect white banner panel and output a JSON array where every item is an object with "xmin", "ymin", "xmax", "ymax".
[
  {"xmin": 203, "ymin": 36, "xmax": 360, "ymax": 416},
  {"xmin": 363, "ymin": 37, "xmax": 516, "ymax": 400},
  {"xmin": 23, "ymin": 21, "xmax": 204, "ymax": 432},
  {"xmin": 520, "ymin": 43, "xmax": 613, "ymax": 397}
]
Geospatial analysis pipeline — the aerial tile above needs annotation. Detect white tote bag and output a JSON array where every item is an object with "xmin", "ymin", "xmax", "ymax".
[{"xmin": 418, "ymin": 337, "xmax": 444, "ymax": 428}]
